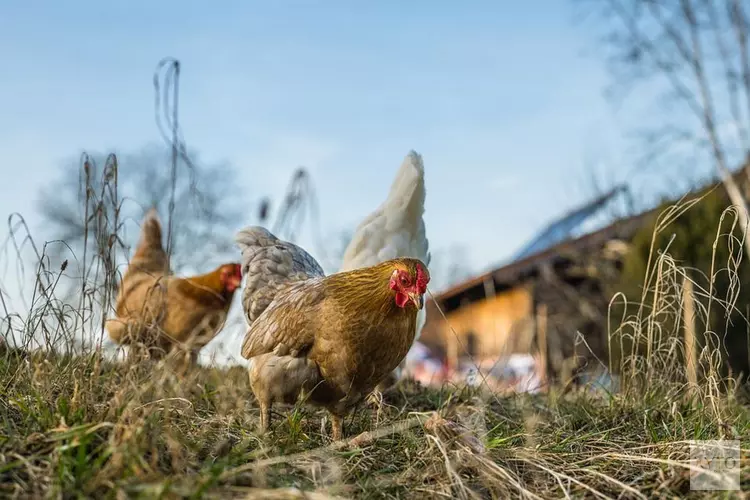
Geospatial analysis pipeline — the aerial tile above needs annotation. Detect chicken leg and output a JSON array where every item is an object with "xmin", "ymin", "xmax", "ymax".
[
  {"xmin": 259, "ymin": 401, "xmax": 271, "ymax": 433},
  {"xmin": 329, "ymin": 412, "xmax": 344, "ymax": 441}
]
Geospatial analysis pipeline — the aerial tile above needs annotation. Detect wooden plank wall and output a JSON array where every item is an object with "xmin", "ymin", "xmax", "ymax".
[{"xmin": 427, "ymin": 284, "xmax": 535, "ymax": 368}]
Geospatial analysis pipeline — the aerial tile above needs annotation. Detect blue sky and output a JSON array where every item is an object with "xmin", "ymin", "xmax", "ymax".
[{"xmin": 0, "ymin": 1, "xmax": 647, "ymax": 292}]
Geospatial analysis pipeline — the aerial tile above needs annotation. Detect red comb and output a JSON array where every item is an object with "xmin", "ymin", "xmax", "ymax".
[{"xmin": 416, "ymin": 264, "xmax": 429, "ymax": 293}]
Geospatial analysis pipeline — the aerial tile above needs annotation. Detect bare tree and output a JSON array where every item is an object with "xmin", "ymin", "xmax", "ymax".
[
  {"xmin": 579, "ymin": 0, "xmax": 750, "ymax": 254},
  {"xmin": 263, "ymin": 167, "xmax": 344, "ymax": 273},
  {"xmin": 37, "ymin": 144, "xmax": 246, "ymax": 286},
  {"xmin": 576, "ymin": 156, "xmax": 643, "ymax": 221}
]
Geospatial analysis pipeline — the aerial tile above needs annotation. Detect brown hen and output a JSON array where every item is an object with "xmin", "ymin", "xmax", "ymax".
[
  {"xmin": 236, "ymin": 226, "xmax": 429, "ymax": 440},
  {"xmin": 106, "ymin": 209, "xmax": 241, "ymax": 366}
]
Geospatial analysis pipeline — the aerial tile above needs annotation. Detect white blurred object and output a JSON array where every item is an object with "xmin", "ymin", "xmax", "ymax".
[
  {"xmin": 404, "ymin": 341, "xmax": 431, "ymax": 363},
  {"xmin": 340, "ymin": 151, "xmax": 430, "ymax": 383},
  {"xmin": 578, "ymin": 369, "xmax": 619, "ymax": 393},
  {"xmin": 457, "ymin": 354, "xmax": 542, "ymax": 393}
]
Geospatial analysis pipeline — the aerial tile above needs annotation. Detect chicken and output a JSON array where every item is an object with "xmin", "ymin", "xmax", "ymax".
[
  {"xmin": 340, "ymin": 150, "xmax": 430, "ymax": 389},
  {"xmin": 237, "ymin": 226, "xmax": 429, "ymax": 440},
  {"xmin": 106, "ymin": 208, "xmax": 242, "ymax": 366}
]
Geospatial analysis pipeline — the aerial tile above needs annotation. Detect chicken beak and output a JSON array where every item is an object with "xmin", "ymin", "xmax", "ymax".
[{"xmin": 409, "ymin": 292, "xmax": 424, "ymax": 310}]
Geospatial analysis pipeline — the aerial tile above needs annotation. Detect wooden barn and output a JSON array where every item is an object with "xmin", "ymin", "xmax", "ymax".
[
  {"xmin": 419, "ymin": 189, "xmax": 653, "ymax": 384},
  {"xmin": 416, "ymin": 163, "xmax": 750, "ymax": 390}
]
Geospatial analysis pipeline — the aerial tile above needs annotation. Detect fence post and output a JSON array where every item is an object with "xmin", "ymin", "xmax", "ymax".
[
  {"xmin": 536, "ymin": 303, "xmax": 548, "ymax": 388},
  {"xmin": 682, "ymin": 275, "xmax": 698, "ymax": 390}
]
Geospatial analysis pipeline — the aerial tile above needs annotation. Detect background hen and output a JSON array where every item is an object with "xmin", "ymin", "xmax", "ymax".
[
  {"xmin": 339, "ymin": 150, "xmax": 430, "ymax": 388},
  {"xmin": 237, "ymin": 226, "xmax": 429, "ymax": 440},
  {"xmin": 106, "ymin": 209, "xmax": 242, "ymax": 366}
]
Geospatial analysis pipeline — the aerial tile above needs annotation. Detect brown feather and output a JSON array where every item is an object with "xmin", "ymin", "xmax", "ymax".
[
  {"xmin": 243, "ymin": 257, "xmax": 425, "ymax": 433},
  {"xmin": 236, "ymin": 226, "xmax": 429, "ymax": 438},
  {"xmin": 129, "ymin": 207, "xmax": 169, "ymax": 275},
  {"xmin": 107, "ymin": 209, "xmax": 240, "ymax": 363}
]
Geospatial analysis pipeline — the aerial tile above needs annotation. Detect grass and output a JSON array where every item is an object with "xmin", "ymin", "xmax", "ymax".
[{"xmin": 0, "ymin": 347, "xmax": 748, "ymax": 498}]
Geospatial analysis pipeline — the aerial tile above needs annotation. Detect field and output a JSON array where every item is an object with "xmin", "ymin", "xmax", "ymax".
[{"xmin": 0, "ymin": 344, "xmax": 748, "ymax": 498}]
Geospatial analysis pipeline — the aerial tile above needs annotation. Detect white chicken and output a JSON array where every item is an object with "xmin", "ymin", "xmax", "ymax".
[{"xmin": 340, "ymin": 150, "xmax": 430, "ymax": 388}]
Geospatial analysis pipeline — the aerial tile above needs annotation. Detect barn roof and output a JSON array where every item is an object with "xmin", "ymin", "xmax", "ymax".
[
  {"xmin": 431, "ymin": 161, "xmax": 750, "ymax": 309},
  {"xmin": 511, "ymin": 185, "xmax": 632, "ymax": 261},
  {"xmin": 431, "ymin": 163, "xmax": 750, "ymax": 313},
  {"xmin": 432, "ymin": 208, "xmax": 653, "ymax": 311}
]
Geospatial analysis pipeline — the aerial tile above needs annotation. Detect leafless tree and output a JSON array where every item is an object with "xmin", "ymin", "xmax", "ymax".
[
  {"xmin": 578, "ymin": 0, "xmax": 750, "ymax": 254},
  {"xmin": 37, "ymin": 144, "xmax": 247, "ymax": 287},
  {"xmin": 575, "ymin": 156, "xmax": 643, "ymax": 222}
]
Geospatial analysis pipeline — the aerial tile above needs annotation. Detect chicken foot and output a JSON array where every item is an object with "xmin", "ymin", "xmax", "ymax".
[
  {"xmin": 329, "ymin": 412, "xmax": 344, "ymax": 441},
  {"xmin": 259, "ymin": 401, "xmax": 271, "ymax": 433}
]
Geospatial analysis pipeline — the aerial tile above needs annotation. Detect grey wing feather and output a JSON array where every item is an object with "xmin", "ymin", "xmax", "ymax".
[
  {"xmin": 235, "ymin": 226, "xmax": 325, "ymax": 325},
  {"xmin": 240, "ymin": 278, "xmax": 325, "ymax": 359}
]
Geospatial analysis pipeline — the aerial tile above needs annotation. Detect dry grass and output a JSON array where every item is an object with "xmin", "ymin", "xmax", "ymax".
[
  {"xmin": 0, "ymin": 347, "xmax": 747, "ymax": 499},
  {"xmin": 0, "ymin": 155, "xmax": 749, "ymax": 498}
]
